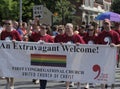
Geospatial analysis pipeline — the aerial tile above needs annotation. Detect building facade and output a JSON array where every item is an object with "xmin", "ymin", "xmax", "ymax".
[
  {"xmin": 80, "ymin": 0, "xmax": 111, "ymax": 24},
  {"xmin": 69, "ymin": 0, "xmax": 112, "ymax": 25}
]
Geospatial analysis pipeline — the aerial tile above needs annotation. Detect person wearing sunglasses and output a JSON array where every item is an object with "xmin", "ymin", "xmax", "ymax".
[
  {"xmin": 83, "ymin": 25, "xmax": 98, "ymax": 44},
  {"xmin": 29, "ymin": 24, "xmax": 54, "ymax": 89},
  {"xmin": 1, "ymin": 20, "xmax": 22, "ymax": 41},
  {"xmin": 97, "ymin": 19, "xmax": 120, "ymax": 45},
  {"xmin": 0, "ymin": 20, "xmax": 22, "ymax": 89},
  {"xmin": 54, "ymin": 25, "xmax": 65, "ymax": 43},
  {"xmin": 55, "ymin": 23, "xmax": 85, "ymax": 89},
  {"xmin": 81, "ymin": 25, "xmax": 98, "ymax": 89},
  {"xmin": 97, "ymin": 19, "xmax": 120, "ymax": 89}
]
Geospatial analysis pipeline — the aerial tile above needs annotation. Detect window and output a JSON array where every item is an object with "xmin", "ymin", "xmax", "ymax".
[{"xmin": 84, "ymin": 0, "xmax": 94, "ymax": 7}]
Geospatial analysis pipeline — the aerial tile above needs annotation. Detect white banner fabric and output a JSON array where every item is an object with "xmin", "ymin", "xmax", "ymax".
[{"xmin": 0, "ymin": 41, "xmax": 117, "ymax": 84}]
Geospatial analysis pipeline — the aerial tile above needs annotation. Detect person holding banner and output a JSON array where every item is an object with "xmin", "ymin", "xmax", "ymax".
[
  {"xmin": 54, "ymin": 23, "xmax": 85, "ymax": 89},
  {"xmin": 83, "ymin": 25, "xmax": 98, "ymax": 44},
  {"xmin": 29, "ymin": 23, "xmax": 41, "ymax": 42},
  {"xmin": 82, "ymin": 24, "xmax": 98, "ymax": 89},
  {"xmin": 28, "ymin": 23, "xmax": 41, "ymax": 84},
  {"xmin": 97, "ymin": 19, "xmax": 120, "ymax": 89},
  {"xmin": 64, "ymin": 23, "xmax": 85, "ymax": 44},
  {"xmin": 0, "ymin": 20, "xmax": 22, "ymax": 89},
  {"xmin": 97, "ymin": 19, "xmax": 120, "ymax": 45},
  {"xmin": 65, "ymin": 23, "xmax": 85, "ymax": 89},
  {"xmin": 29, "ymin": 23, "xmax": 54, "ymax": 89}
]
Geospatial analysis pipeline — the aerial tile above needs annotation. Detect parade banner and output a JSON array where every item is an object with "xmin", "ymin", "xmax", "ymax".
[{"xmin": 0, "ymin": 41, "xmax": 117, "ymax": 84}]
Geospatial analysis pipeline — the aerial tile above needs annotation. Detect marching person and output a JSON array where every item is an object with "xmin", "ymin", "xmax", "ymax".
[
  {"xmin": 83, "ymin": 25, "xmax": 98, "ymax": 44},
  {"xmin": 97, "ymin": 19, "xmax": 120, "ymax": 89},
  {"xmin": 64, "ymin": 23, "xmax": 85, "ymax": 89},
  {"xmin": 97, "ymin": 19, "xmax": 120, "ymax": 45},
  {"xmin": 29, "ymin": 24, "xmax": 54, "ymax": 89},
  {"xmin": 0, "ymin": 20, "xmax": 22, "ymax": 89},
  {"xmin": 82, "ymin": 25, "xmax": 98, "ymax": 89},
  {"xmin": 29, "ymin": 24, "xmax": 41, "ymax": 84},
  {"xmin": 54, "ymin": 23, "xmax": 85, "ymax": 89}
]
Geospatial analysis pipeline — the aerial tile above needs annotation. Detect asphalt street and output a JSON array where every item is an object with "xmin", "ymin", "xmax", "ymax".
[
  {"xmin": 0, "ymin": 78, "xmax": 120, "ymax": 89},
  {"xmin": 0, "ymin": 78, "xmax": 77, "ymax": 89}
]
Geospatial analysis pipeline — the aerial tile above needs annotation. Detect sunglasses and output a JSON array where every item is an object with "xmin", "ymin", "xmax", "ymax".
[
  {"xmin": 88, "ymin": 29, "xmax": 94, "ymax": 31},
  {"xmin": 104, "ymin": 22, "xmax": 109, "ymax": 25},
  {"xmin": 58, "ymin": 29, "xmax": 63, "ymax": 31},
  {"xmin": 5, "ymin": 23, "xmax": 11, "ymax": 25}
]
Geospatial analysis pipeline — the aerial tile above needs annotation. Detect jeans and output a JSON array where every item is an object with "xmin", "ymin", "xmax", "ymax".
[{"xmin": 40, "ymin": 80, "xmax": 47, "ymax": 89}]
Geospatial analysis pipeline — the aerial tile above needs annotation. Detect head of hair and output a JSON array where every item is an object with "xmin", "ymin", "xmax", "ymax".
[
  {"xmin": 65, "ymin": 23, "xmax": 73, "ymax": 29},
  {"xmin": 58, "ymin": 25, "xmax": 65, "ymax": 30},
  {"xmin": 52, "ymin": 25, "xmax": 58, "ymax": 31},
  {"xmin": 103, "ymin": 19, "xmax": 111, "ymax": 26},
  {"xmin": 40, "ymin": 24, "xmax": 52, "ymax": 35}
]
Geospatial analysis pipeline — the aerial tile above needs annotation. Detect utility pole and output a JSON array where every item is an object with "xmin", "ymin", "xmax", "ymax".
[
  {"xmin": 61, "ymin": 0, "xmax": 64, "ymax": 25},
  {"xmin": 20, "ymin": 0, "xmax": 22, "ymax": 22}
]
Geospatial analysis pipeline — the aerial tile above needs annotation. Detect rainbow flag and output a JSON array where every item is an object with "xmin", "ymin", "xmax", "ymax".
[{"xmin": 31, "ymin": 54, "xmax": 66, "ymax": 67}]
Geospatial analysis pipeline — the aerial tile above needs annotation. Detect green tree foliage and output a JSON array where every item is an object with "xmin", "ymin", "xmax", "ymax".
[
  {"xmin": 0, "ymin": 0, "xmax": 78, "ymax": 24},
  {"xmin": 111, "ymin": 0, "xmax": 120, "ymax": 14},
  {"xmin": 53, "ymin": 0, "xmax": 76, "ymax": 24},
  {"xmin": 0, "ymin": 0, "xmax": 18, "ymax": 20},
  {"xmin": 21, "ymin": 0, "xmax": 34, "ymax": 22}
]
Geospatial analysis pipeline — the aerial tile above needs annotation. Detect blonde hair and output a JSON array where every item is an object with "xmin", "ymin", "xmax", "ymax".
[{"xmin": 65, "ymin": 23, "xmax": 73, "ymax": 29}]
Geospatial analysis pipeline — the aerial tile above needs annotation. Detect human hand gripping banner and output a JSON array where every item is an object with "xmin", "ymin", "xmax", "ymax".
[{"xmin": 0, "ymin": 41, "xmax": 117, "ymax": 84}]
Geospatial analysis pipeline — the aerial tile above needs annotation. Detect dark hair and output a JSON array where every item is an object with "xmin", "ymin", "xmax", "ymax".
[
  {"xmin": 80, "ymin": 25, "xmax": 86, "ymax": 29},
  {"xmin": 40, "ymin": 24, "xmax": 47, "ymax": 29},
  {"xmin": 40, "ymin": 24, "xmax": 52, "ymax": 35}
]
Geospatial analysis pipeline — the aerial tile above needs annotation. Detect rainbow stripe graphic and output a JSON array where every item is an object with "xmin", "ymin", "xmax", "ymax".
[{"xmin": 31, "ymin": 54, "xmax": 66, "ymax": 67}]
